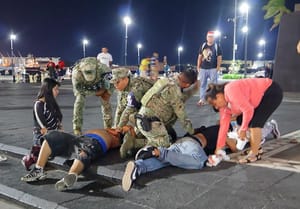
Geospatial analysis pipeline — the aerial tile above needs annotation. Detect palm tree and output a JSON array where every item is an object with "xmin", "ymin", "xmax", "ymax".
[{"xmin": 263, "ymin": 0, "xmax": 291, "ymax": 30}]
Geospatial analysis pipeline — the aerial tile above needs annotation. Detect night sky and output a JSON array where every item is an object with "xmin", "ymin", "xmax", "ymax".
[{"xmin": 1, "ymin": 0, "xmax": 299, "ymax": 66}]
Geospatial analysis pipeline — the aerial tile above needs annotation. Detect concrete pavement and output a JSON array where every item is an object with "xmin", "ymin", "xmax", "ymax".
[{"xmin": 1, "ymin": 79, "xmax": 300, "ymax": 209}]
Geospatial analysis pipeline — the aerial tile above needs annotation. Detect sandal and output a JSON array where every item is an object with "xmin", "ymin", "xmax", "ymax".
[
  {"xmin": 239, "ymin": 153, "xmax": 262, "ymax": 164},
  {"xmin": 242, "ymin": 147, "xmax": 264, "ymax": 156}
]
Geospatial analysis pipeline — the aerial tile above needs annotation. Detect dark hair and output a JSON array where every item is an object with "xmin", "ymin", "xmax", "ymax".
[
  {"xmin": 181, "ymin": 66, "xmax": 198, "ymax": 84},
  {"xmin": 37, "ymin": 78, "xmax": 62, "ymax": 121},
  {"xmin": 204, "ymin": 83, "xmax": 227, "ymax": 101}
]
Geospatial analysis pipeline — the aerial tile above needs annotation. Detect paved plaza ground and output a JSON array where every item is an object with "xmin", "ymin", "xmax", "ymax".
[{"xmin": 1, "ymin": 77, "xmax": 300, "ymax": 209}]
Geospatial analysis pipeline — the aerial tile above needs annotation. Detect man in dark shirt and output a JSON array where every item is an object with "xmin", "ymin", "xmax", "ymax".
[{"xmin": 196, "ymin": 31, "xmax": 222, "ymax": 105}]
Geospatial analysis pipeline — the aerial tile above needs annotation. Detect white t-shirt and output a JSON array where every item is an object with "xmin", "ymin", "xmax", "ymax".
[{"xmin": 97, "ymin": 52, "xmax": 113, "ymax": 67}]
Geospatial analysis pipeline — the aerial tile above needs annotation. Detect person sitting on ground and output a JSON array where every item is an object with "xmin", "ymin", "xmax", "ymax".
[
  {"xmin": 122, "ymin": 119, "xmax": 281, "ymax": 192},
  {"xmin": 22, "ymin": 78, "xmax": 63, "ymax": 171},
  {"xmin": 20, "ymin": 127, "xmax": 132, "ymax": 191},
  {"xmin": 205, "ymin": 78, "xmax": 282, "ymax": 163}
]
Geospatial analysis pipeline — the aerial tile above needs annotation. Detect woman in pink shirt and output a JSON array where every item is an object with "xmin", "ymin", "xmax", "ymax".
[{"xmin": 205, "ymin": 78, "xmax": 282, "ymax": 163}]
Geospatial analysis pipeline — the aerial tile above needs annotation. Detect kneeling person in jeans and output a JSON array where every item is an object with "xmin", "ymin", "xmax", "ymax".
[{"xmin": 21, "ymin": 128, "xmax": 124, "ymax": 191}]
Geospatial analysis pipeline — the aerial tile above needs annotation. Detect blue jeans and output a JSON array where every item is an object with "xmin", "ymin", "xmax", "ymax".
[
  {"xmin": 135, "ymin": 138, "xmax": 208, "ymax": 175},
  {"xmin": 199, "ymin": 68, "xmax": 218, "ymax": 100}
]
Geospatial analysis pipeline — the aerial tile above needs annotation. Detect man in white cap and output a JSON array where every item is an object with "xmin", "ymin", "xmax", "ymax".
[{"xmin": 196, "ymin": 31, "xmax": 222, "ymax": 106}]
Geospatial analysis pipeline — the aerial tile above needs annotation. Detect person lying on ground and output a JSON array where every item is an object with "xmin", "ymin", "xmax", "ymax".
[
  {"xmin": 20, "ymin": 127, "xmax": 132, "ymax": 191},
  {"xmin": 122, "ymin": 120, "xmax": 281, "ymax": 192}
]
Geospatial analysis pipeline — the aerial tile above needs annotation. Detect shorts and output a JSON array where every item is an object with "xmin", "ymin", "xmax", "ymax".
[
  {"xmin": 77, "ymin": 135, "xmax": 105, "ymax": 169},
  {"xmin": 236, "ymin": 81, "xmax": 283, "ymax": 128},
  {"xmin": 42, "ymin": 131, "xmax": 77, "ymax": 158}
]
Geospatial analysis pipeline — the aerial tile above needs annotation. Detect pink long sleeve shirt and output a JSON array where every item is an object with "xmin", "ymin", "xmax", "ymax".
[{"xmin": 217, "ymin": 78, "xmax": 272, "ymax": 149}]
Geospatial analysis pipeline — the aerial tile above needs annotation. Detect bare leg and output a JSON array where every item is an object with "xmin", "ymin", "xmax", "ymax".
[
  {"xmin": 36, "ymin": 140, "xmax": 52, "ymax": 168},
  {"xmin": 249, "ymin": 127, "xmax": 261, "ymax": 155},
  {"xmin": 68, "ymin": 158, "xmax": 85, "ymax": 175}
]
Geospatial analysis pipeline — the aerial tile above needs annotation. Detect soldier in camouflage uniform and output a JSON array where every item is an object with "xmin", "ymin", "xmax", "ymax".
[
  {"xmin": 72, "ymin": 57, "xmax": 113, "ymax": 135},
  {"xmin": 136, "ymin": 67, "xmax": 198, "ymax": 148},
  {"xmin": 110, "ymin": 68, "xmax": 155, "ymax": 158}
]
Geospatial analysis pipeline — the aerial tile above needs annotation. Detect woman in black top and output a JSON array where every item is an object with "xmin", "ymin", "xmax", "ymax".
[{"xmin": 22, "ymin": 78, "xmax": 63, "ymax": 170}]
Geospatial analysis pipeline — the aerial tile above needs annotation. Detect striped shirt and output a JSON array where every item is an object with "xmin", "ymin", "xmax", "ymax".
[{"xmin": 33, "ymin": 100, "xmax": 61, "ymax": 132}]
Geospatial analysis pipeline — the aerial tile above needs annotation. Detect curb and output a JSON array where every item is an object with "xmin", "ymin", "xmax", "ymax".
[{"xmin": 0, "ymin": 183, "xmax": 69, "ymax": 209}]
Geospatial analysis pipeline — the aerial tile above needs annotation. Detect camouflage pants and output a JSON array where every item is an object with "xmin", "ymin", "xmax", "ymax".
[
  {"xmin": 73, "ymin": 94, "xmax": 112, "ymax": 132},
  {"xmin": 119, "ymin": 130, "xmax": 147, "ymax": 158},
  {"xmin": 136, "ymin": 119, "xmax": 171, "ymax": 147}
]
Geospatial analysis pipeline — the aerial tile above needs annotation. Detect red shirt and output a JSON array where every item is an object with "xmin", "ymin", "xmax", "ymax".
[
  {"xmin": 217, "ymin": 78, "xmax": 272, "ymax": 149},
  {"xmin": 58, "ymin": 60, "xmax": 65, "ymax": 69},
  {"xmin": 47, "ymin": 61, "xmax": 56, "ymax": 68}
]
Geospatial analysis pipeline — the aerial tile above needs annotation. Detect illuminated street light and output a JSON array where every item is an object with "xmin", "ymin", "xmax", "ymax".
[
  {"xmin": 177, "ymin": 46, "xmax": 183, "ymax": 66},
  {"xmin": 257, "ymin": 52, "xmax": 263, "ymax": 58},
  {"xmin": 82, "ymin": 39, "xmax": 89, "ymax": 57},
  {"xmin": 240, "ymin": 1, "xmax": 250, "ymax": 78},
  {"xmin": 10, "ymin": 33, "xmax": 17, "ymax": 82},
  {"xmin": 137, "ymin": 43, "xmax": 142, "ymax": 65},
  {"xmin": 123, "ymin": 16, "xmax": 132, "ymax": 66},
  {"xmin": 258, "ymin": 39, "xmax": 266, "ymax": 66}
]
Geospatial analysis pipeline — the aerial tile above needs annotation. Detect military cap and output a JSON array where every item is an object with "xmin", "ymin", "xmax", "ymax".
[{"xmin": 110, "ymin": 68, "xmax": 130, "ymax": 83}]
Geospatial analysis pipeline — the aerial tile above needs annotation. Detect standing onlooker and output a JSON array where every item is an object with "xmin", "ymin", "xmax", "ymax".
[
  {"xmin": 264, "ymin": 62, "xmax": 274, "ymax": 79},
  {"xmin": 22, "ymin": 78, "xmax": 63, "ymax": 170},
  {"xmin": 150, "ymin": 52, "xmax": 160, "ymax": 81},
  {"xmin": 46, "ymin": 58, "xmax": 57, "ymax": 79},
  {"xmin": 97, "ymin": 47, "xmax": 113, "ymax": 68},
  {"xmin": 56, "ymin": 58, "xmax": 66, "ymax": 82},
  {"xmin": 197, "ymin": 31, "xmax": 222, "ymax": 106},
  {"xmin": 139, "ymin": 57, "xmax": 150, "ymax": 78}
]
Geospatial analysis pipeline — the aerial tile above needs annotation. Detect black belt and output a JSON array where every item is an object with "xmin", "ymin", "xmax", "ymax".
[
  {"xmin": 185, "ymin": 133, "xmax": 202, "ymax": 147},
  {"xmin": 135, "ymin": 114, "xmax": 160, "ymax": 122}
]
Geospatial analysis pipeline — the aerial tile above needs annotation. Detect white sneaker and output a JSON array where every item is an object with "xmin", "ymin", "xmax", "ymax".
[
  {"xmin": 0, "ymin": 155, "xmax": 7, "ymax": 162},
  {"xmin": 55, "ymin": 173, "xmax": 77, "ymax": 191},
  {"xmin": 270, "ymin": 119, "xmax": 280, "ymax": 138},
  {"xmin": 122, "ymin": 161, "xmax": 137, "ymax": 192}
]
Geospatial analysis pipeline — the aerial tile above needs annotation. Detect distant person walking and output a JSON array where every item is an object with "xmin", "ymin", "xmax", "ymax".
[
  {"xmin": 139, "ymin": 57, "xmax": 150, "ymax": 78},
  {"xmin": 150, "ymin": 52, "xmax": 160, "ymax": 81},
  {"xmin": 97, "ymin": 47, "xmax": 113, "ymax": 68},
  {"xmin": 197, "ymin": 31, "xmax": 222, "ymax": 106},
  {"xmin": 46, "ymin": 58, "xmax": 57, "ymax": 79},
  {"xmin": 56, "ymin": 58, "xmax": 66, "ymax": 82}
]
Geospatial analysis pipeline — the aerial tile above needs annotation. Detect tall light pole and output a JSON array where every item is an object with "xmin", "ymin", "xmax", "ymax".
[
  {"xmin": 123, "ymin": 16, "xmax": 132, "ymax": 66},
  {"xmin": 137, "ymin": 43, "xmax": 142, "ymax": 65},
  {"xmin": 10, "ymin": 33, "xmax": 16, "ymax": 82},
  {"xmin": 82, "ymin": 39, "xmax": 88, "ymax": 58},
  {"xmin": 177, "ymin": 46, "xmax": 183, "ymax": 67},
  {"xmin": 233, "ymin": 0, "xmax": 237, "ymax": 63},
  {"xmin": 240, "ymin": 2, "xmax": 249, "ymax": 78},
  {"xmin": 258, "ymin": 39, "xmax": 266, "ymax": 66}
]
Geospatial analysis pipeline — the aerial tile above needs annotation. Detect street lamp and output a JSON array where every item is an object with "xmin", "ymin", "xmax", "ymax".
[
  {"xmin": 10, "ymin": 33, "xmax": 16, "ymax": 82},
  {"xmin": 137, "ymin": 43, "xmax": 142, "ymax": 65},
  {"xmin": 82, "ymin": 39, "xmax": 88, "ymax": 58},
  {"xmin": 177, "ymin": 46, "xmax": 183, "ymax": 67},
  {"xmin": 257, "ymin": 52, "xmax": 263, "ymax": 58},
  {"xmin": 240, "ymin": 2, "xmax": 249, "ymax": 78},
  {"xmin": 214, "ymin": 30, "xmax": 221, "ymax": 44},
  {"xmin": 258, "ymin": 39, "xmax": 266, "ymax": 66},
  {"xmin": 123, "ymin": 16, "xmax": 132, "ymax": 66}
]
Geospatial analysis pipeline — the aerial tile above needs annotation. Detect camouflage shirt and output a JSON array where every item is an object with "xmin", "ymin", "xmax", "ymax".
[
  {"xmin": 114, "ymin": 76, "xmax": 154, "ymax": 127},
  {"xmin": 140, "ymin": 76, "xmax": 194, "ymax": 134},
  {"xmin": 72, "ymin": 58, "xmax": 113, "ymax": 96}
]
